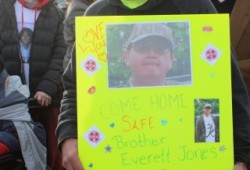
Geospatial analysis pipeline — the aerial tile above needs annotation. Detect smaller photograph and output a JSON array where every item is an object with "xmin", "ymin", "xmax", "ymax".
[
  {"xmin": 19, "ymin": 27, "xmax": 33, "ymax": 63},
  {"xmin": 194, "ymin": 99, "xmax": 219, "ymax": 143}
]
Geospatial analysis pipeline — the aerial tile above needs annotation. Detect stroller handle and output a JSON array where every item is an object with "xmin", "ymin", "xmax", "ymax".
[{"xmin": 28, "ymin": 98, "xmax": 42, "ymax": 108}]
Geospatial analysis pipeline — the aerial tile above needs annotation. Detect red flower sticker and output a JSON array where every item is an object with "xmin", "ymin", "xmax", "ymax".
[
  {"xmin": 89, "ymin": 131, "xmax": 100, "ymax": 143},
  {"xmin": 85, "ymin": 59, "xmax": 97, "ymax": 72},
  {"xmin": 81, "ymin": 55, "xmax": 101, "ymax": 76},
  {"xmin": 201, "ymin": 44, "xmax": 222, "ymax": 66},
  {"xmin": 206, "ymin": 49, "xmax": 217, "ymax": 61}
]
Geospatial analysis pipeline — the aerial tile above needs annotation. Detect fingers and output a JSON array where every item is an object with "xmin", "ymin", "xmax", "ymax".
[
  {"xmin": 234, "ymin": 162, "xmax": 248, "ymax": 170},
  {"xmin": 62, "ymin": 139, "xmax": 84, "ymax": 170},
  {"xmin": 63, "ymin": 163, "xmax": 74, "ymax": 170},
  {"xmin": 43, "ymin": 95, "xmax": 51, "ymax": 106},
  {"xmin": 34, "ymin": 91, "xmax": 51, "ymax": 107},
  {"xmin": 62, "ymin": 154, "xmax": 84, "ymax": 170}
]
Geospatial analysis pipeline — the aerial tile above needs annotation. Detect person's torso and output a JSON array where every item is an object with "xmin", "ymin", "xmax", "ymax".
[{"xmin": 0, "ymin": 0, "xmax": 64, "ymax": 98}]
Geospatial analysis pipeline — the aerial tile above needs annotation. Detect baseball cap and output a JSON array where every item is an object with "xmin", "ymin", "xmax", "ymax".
[
  {"xmin": 203, "ymin": 103, "xmax": 212, "ymax": 109},
  {"xmin": 126, "ymin": 23, "xmax": 174, "ymax": 49}
]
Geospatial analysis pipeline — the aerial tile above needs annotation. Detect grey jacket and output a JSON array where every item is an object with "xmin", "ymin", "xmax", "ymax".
[{"xmin": 63, "ymin": 0, "xmax": 94, "ymax": 68}]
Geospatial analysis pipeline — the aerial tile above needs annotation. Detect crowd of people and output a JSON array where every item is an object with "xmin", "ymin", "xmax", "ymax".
[{"xmin": 0, "ymin": 0, "xmax": 249, "ymax": 170}]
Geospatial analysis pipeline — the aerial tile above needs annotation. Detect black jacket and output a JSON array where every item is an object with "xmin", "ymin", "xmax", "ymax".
[
  {"xmin": 195, "ymin": 114, "xmax": 219, "ymax": 142},
  {"xmin": 0, "ymin": 0, "xmax": 66, "ymax": 106},
  {"xmin": 56, "ymin": 0, "xmax": 250, "ymax": 166}
]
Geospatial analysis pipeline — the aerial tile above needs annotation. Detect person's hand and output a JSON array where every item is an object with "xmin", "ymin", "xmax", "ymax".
[
  {"xmin": 34, "ymin": 91, "xmax": 51, "ymax": 107},
  {"xmin": 61, "ymin": 138, "xmax": 84, "ymax": 170},
  {"xmin": 234, "ymin": 162, "xmax": 248, "ymax": 170}
]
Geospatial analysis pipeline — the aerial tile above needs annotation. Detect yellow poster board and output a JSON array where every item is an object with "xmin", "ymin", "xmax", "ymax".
[{"xmin": 76, "ymin": 14, "xmax": 233, "ymax": 170}]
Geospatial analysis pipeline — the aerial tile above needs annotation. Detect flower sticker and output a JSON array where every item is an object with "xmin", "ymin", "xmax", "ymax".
[
  {"xmin": 203, "ymin": 26, "xmax": 213, "ymax": 32},
  {"xmin": 201, "ymin": 44, "xmax": 222, "ymax": 66},
  {"xmin": 80, "ymin": 55, "xmax": 101, "ymax": 76},
  {"xmin": 88, "ymin": 86, "xmax": 96, "ymax": 94},
  {"xmin": 83, "ymin": 125, "xmax": 105, "ymax": 148}
]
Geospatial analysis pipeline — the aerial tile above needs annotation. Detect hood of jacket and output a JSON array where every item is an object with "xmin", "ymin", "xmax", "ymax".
[
  {"xmin": 17, "ymin": 0, "xmax": 50, "ymax": 9},
  {"xmin": 108, "ymin": 0, "xmax": 165, "ymax": 10}
]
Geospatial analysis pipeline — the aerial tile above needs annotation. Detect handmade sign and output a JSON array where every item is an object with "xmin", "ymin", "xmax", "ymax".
[{"xmin": 75, "ymin": 14, "xmax": 233, "ymax": 170}]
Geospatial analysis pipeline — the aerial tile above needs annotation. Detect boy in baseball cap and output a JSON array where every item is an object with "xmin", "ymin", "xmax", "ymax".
[{"xmin": 124, "ymin": 23, "xmax": 176, "ymax": 87}]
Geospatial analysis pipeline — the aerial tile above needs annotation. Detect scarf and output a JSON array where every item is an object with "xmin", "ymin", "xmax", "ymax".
[{"xmin": 120, "ymin": 0, "xmax": 148, "ymax": 9}]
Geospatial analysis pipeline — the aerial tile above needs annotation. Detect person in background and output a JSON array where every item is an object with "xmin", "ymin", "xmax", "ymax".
[
  {"xmin": 230, "ymin": 0, "xmax": 250, "ymax": 97},
  {"xmin": 0, "ymin": 60, "xmax": 47, "ymax": 170},
  {"xmin": 56, "ymin": 0, "xmax": 250, "ymax": 170},
  {"xmin": 0, "ymin": 0, "xmax": 66, "ymax": 169},
  {"xmin": 55, "ymin": 0, "xmax": 68, "ymax": 13},
  {"xmin": 63, "ymin": 0, "xmax": 95, "ymax": 69},
  {"xmin": 211, "ymin": 0, "xmax": 236, "ymax": 13}
]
